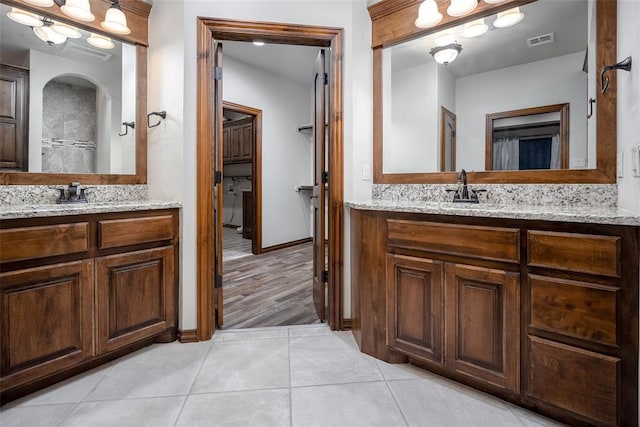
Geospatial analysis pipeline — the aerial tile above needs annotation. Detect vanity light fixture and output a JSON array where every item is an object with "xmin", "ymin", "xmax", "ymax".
[
  {"xmin": 6, "ymin": 7, "xmax": 43, "ymax": 27},
  {"xmin": 430, "ymin": 34, "xmax": 462, "ymax": 65},
  {"xmin": 414, "ymin": 0, "xmax": 442, "ymax": 29},
  {"xmin": 87, "ymin": 33, "xmax": 114, "ymax": 49},
  {"xmin": 58, "ymin": 0, "xmax": 95, "ymax": 22},
  {"xmin": 493, "ymin": 7, "xmax": 524, "ymax": 28},
  {"xmin": 33, "ymin": 18, "xmax": 67, "ymax": 45},
  {"xmin": 51, "ymin": 21, "xmax": 82, "ymax": 38},
  {"xmin": 24, "ymin": 0, "xmax": 55, "ymax": 7},
  {"xmin": 100, "ymin": 0, "xmax": 131, "ymax": 35},
  {"xmin": 462, "ymin": 18, "xmax": 488, "ymax": 37},
  {"xmin": 447, "ymin": 0, "xmax": 477, "ymax": 17}
]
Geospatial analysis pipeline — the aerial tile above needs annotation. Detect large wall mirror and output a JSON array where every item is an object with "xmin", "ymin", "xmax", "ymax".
[
  {"xmin": 371, "ymin": 0, "xmax": 617, "ymax": 184},
  {"xmin": 0, "ymin": 0, "xmax": 149, "ymax": 185}
]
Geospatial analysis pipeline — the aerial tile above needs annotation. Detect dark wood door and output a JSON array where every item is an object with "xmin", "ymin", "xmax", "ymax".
[
  {"xmin": 386, "ymin": 254, "xmax": 444, "ymax": 365},
  {"xmin": 0, "ymin": 260, "xmax": 94, "ymax": 392},
  {"xmin": 445, "ymin": 263, "xmax": 519, "ymax": 392},
  {"xmin": 95, "ymin": 246, "xmax": 174, "ymax": 354},
  {"xmin": 0, "ymin": 65, "xmax": 28, "ymax": 171},
  {"xmin": 214, "ymin": 42, "xmax": 224, "ymax": 328},
  {"xmin": 312, "ymin": 49, "xmax": 327, "ymax": 322}
]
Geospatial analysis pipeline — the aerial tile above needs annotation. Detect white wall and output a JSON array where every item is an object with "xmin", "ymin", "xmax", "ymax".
[
  {"xmin": 223, "ymin": 55, "xmax": 312, "ymax": 247},
  {"xmin": 147, "ymin": 0, "xmax": 373, "ymax": 330},
  {"xmin": 28, "ymin": 49, "xmax": 122, "ymax": 172},
  {"xmin": 119, "ymin": 44, "xmax": 137, "ymax": 174},
  {"xmin": 455, "ymin": 52, "xmax": 587, "ymax": 171},
  {"xmin": 617, "ymin": 0, "xmax": 640, "ymax": 215}
]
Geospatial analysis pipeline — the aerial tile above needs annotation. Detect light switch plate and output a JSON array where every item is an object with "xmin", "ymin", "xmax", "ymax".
[
  {"xmin": 632, "ymin": 145, "xmax": 640, "ymax": 177},
  {"xmin": 617, "ymin": 152, "xmax": 624, "ymax": 178},
  {"xmin": 362, "ymin": 164, "xmax": 371, "ymax": 181}
]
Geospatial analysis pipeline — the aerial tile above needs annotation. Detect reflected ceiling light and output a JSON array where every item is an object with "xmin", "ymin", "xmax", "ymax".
[
  {"xmin": 60, "ymin": 0, "xmax": 95, "ymax": 22},
  {"xmin": 100, "ymin": 0, "xmax": 131, "ymax": 35},
  {"xmin": 6, "ymin": 8, "xmax": 43, "ymax": 27},
  {"xmin": 447, "ymin": 0, "xmax": 477, "ymax": 17},
  {"xmin": 484, "ymin": 0, "xmax": 507, "ymax": 3},
  {"xmin": 33, "ymin": 20, "xmax": 67, "ymax": 45},
  {"xmin": 463, "ymin": 18, "xmax": 488, "ymax": 37},
  {"xmin": 252, "ymin": 41, "xmax": 265, "ymax": 46},
  {"xmin": 51, "ymin": 21, "xmax": 82, "ymax": 38},
  {"xmin": 24, "ymin": 0, "xmax": 55, "ymax": 7},
  {"xmin": 493, "ymin": 7, "xmax": 524, "ymax": 28},
  {"xmin": 87, "ymin": 33, "xmax": 114, "ymax": 49},
  {"xmin": 430, "ymin": 34, "xmax": 462, "ymax": 65},
  {"xmin": 414, "ymin": 0, "xmax": 442, "ymax": 29}
]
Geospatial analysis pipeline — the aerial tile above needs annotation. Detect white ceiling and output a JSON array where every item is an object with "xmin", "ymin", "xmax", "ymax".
[
  {"xmin": 391, "ymin": 0, "xmax": 587, "ymax": 78},
  {"xmin": 222, "ymin": 40, "xmax": 321, "ymax": 86}
]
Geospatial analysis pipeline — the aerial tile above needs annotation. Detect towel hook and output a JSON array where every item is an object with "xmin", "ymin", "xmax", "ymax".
[
  {"xmin": 147, "ymin": 111, "xmax": 167, "ymax": 128},
  {"xmin": 119, "ymin": 121, "xmax": 135, "ymax": 136},
  {"xmin": 587, "ymin": 97, "xmax": 596, "ymax": 119},
  {"xmin": 601, "ymin": 56, "xmax": 632, "ymax": 94}
]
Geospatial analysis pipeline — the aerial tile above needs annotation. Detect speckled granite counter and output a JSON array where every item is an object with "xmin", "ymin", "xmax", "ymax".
[
  {"xmin": 346, "ymin": 200, "xmax": 640, "ymax": 226},
  {"xmin": 0, "ymin": 200, "xmax": 182, "ymax": 220}
]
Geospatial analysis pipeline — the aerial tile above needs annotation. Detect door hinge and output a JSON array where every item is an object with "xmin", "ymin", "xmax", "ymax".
[
  {"xmin": 451, "ymin": 130, "xmax": 456, "ymax": 138},
  {"xmin": 321, "ymin": 270, "xmax": 328, "ymax": 283},
  {"xmin": 215, "ymin": 274, "xmax": 222, "ymax": 289},
  {"xmin": 322, "ymin": 171, "xmax": 329, "ymax": 184},
  {"xmin": 214, "ymin": 170, "xmax": 222, "ymax": 185},
  {"xmin": 214, "ymin": 66, "xmax": 223, "ymax": 80},
  {"xmin": 323, "ymin": 73, "xmax": 328, "ymax": 85}
]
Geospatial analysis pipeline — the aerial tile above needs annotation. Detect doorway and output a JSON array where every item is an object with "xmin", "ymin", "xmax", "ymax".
[{"xmin": 196, "ymin": 19, "xmax": 344, "ymax": 340}]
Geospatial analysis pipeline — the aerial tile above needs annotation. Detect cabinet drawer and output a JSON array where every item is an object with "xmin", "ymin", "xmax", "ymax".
[
  {"xmin": 527, "ymin": 230, "xmax": 620, "ymax": 277},
  {"xmin": 387, "ymin": 220, "xmax": 519, "ymax": 263},
  {"xmin": 98, "ymin": 215, "xmax": 174, "ymax": 249},
  {"xmin": 527, "ymin": 336, "xmax": 619, "ymax": 426},
  {"xmin": 0, "ymin": 223, "xmax": 89, "ymax": 263},
  {"xmin": 529, "ymin": 275, "xmax": 618, "ymax": 346}
]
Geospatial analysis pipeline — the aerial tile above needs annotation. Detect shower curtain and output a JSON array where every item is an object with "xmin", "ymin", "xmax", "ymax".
[{"xmin": 493, "ymin": 137, "xmax": 519, "ymax": 170}]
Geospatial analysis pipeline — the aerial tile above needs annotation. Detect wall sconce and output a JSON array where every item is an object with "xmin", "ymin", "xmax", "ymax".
[
  {"xmin": 415, "ymin": 0, "xmax": 442, "ymax": 29},
  {"xmin": 493, "ymin": 7, "xmax": 524, "ymax": 28},
  {"xmin": 6, "ymin": 7, "xmax": 43, "ymax": 26},
  {"xmin": 463, "ymin": 18, "xmax": 488, "ymax": 37},
  {"xmin": 430, "ymin": 34, "xmax": 462, "ymax": 65},
  {"xmin": 55, "ymin": 0, "xmax": 95, "ymax": 22},
  {"xmin": 101, "ymin": 0, "xmax": 131, "ymax": 35},
  {"xmin": 33, "ymin": 18, "xmax": 67, "ymax": 45},
  {"xmin": 447, "ymin": 0, "xmax": 477, "ymax": 17}
]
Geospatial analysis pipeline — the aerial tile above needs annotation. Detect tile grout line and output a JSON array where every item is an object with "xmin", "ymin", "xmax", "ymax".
[
  {"xmin": 172, "ymin": 339, "xmax": 216, "ymax": 427},
  {"xmin": 383, "ymin": 377, "xmax": 411, "ymax": 427},
  {"xmin": 288, "ymin": 327, "xmax": 294, "ymax": 427}
]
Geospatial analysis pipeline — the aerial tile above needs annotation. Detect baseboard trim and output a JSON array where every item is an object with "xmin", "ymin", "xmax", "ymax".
[
  {"xmin": 178, "ymin": 329, "xmax": 198, "ymax": 343},
  {"xmin": 261, "ymin": 237, "xmax": 313, "ymax": 253}
]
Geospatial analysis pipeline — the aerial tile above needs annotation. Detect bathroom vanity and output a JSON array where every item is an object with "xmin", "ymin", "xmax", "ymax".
[
  {"xmin": 0, "ymin": 202, "xmax": 180, "ymax": 404},
  {"xmin": 348, "ymin": 201, "xmax": 640, "ymax": 426}
]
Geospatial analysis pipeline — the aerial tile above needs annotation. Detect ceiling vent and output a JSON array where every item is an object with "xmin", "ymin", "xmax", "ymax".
[
  {"xmin": 527, "ymin": 33, "xmax": 555, "ymax": 48},
  {"xmin": 62, "ymin": 40, "xmax": 112, "ymax": 61}
]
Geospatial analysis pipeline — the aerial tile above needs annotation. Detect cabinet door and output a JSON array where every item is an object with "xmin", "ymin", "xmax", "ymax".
[
  {"xmin": 239, "ymin": 123, "xmax": 253, "ymax": 161},
  {"xmin": 0, "ymin": 65, "xmax": 28, "ymax": 171},
  {"xmin": 230, "ymin": 126, "xmax": 242, "ymax": 161},
  {"xmin": 95, "ymin": 246, "xmax": 175, "ymax": 354},
  {"xmin": 445, "ymin": 263, "xmax": 519, "ymax": 392},
  {"xmin": 386, "ymin": 254, "xmax": 443, "ymax": 365},
  {"xmin": 222, "ymin": 127, "xmax": 231, "ymax": 163},
  {"xmin": 0, "ymin": 260, "xmax": 94, "ymax": 392}
]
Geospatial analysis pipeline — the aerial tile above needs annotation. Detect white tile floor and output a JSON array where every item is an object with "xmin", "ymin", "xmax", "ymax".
[{"xmin": 0, "ymin": 325, "xmax": 564, "ymax": 427}]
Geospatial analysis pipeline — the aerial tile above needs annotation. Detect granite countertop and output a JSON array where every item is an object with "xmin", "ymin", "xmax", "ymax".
[
  {"xmin": 345, "ymin": 200, "xmax": 640, "ymax": 227},
  {"xmin": 0, "ymin": 200, "xmax": 182, "ymax": 220}
]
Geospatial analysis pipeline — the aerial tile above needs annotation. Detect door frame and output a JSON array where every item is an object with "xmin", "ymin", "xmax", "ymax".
[
  {"xmin": 222, "ymin": 100, "xmax": 263, "ymax": 255},
  {"xmin": 196, "ymin": 18, "xmax": 344, "ymax": 340}
]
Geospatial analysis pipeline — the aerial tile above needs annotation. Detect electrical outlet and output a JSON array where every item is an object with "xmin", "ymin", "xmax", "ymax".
[
  {"xmin": 362, "ymin": 164, "xmax": 371, "ymax": 181},
  {"xmin": 572, "ymin": 157, "xmax": 586, "ymax": 167},
  {"xmin": 617, "ymin": 152, "xmax": 624, "ymax": 178}
]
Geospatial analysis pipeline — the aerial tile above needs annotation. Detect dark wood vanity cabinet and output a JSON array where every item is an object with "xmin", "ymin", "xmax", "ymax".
[
  {"xmin": 0, "ymin": 209, "xmax": 179, "ymax": 404},
  {"xmin": 351, "ymin": 209, "xmax": 638, "ymax": 426}
]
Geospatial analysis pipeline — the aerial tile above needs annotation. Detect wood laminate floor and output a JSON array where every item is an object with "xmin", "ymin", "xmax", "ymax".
[
  {"xmin": 222, "ymin": 241, "xmax": 321, "ymax": 329},
  {"xmin": 222, "ymin": 226, "xmax": 252, "ymax": 262}
]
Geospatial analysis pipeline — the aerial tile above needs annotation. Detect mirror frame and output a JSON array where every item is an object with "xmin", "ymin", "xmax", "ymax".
[
  {"xmin": 369, "ymin": 0, "xmax": 617, "ymax": 184},
  {"xmin": 0, "ymin": 0, "xmax": 151, "ymax": 185}
]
